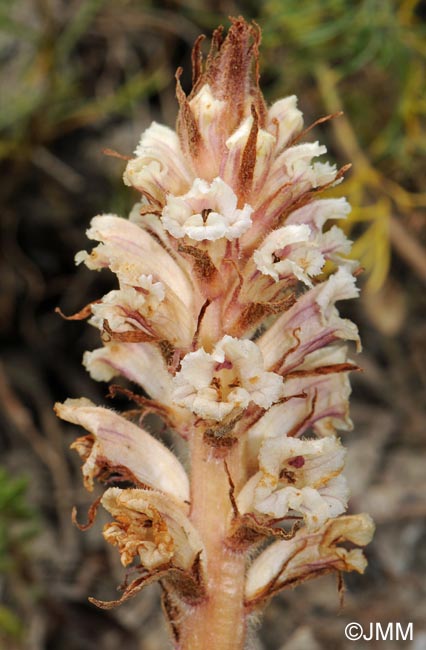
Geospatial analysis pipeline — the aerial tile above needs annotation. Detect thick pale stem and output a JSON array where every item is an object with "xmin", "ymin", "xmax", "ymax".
[{"xmin": 179, "ymin": 431, "xmax": 247, "ymax": 650}]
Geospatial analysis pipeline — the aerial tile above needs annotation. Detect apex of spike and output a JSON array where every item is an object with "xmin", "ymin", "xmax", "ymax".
[{"xmin": 176, "ymin": 17, "xmax": 267, "ymax": 180}]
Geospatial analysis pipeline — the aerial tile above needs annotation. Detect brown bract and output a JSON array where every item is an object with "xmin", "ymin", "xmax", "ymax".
[{"xmin": 176, "ymin": 17, "xmax": 266, "ymax": 181}]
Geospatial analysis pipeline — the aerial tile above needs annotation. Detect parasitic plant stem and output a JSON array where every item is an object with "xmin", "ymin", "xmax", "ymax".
[{"xmin": 182, "ymin": 432, "xmax": 247, "ymax": 650}]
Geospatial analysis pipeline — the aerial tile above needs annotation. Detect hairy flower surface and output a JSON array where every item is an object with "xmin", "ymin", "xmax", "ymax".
[
  {"xmin": 56, "ymin": 17, "xmax": 374, "ymax": 649},
  {"xmin": 55, "ymin": 398, "xmax": 189, "ymax": 500},
  {"xmin": 245, "ymin": 514, "xmax": 375, "ymax": 605},
  {"xmin": 173, "ymin": 335, "xmax": 283, "ymax": 421}
]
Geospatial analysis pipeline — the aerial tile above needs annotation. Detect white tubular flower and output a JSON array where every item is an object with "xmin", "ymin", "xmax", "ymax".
[
  {"xmin": 254, "ymin": 224, "xmax": 351, "ymax": 285},
  {"xmin": 245, "ymin": 514, "xmax": 375, "ymax": 604},
  {"xmin": 189, "ymin": 84, "xmax": 226, "ymax": 129},
  {"xmin": 246, "ymin": 143, "xmax": 341, "ymax": 243},
  {"xmin": 276, "ymin": 142, "xmax": 336, "ymax": 187},
  {"xmin": 266, "ymin": 95, "xmax": 304, "ymax": 151},
  {"xmin": 123, "ymin": 122, "xmax": 192, "ymax": 201},
  {"xmin": 55, "ymin": 399, "xmax": 189, "ymax": 501},
  {"xmin": 76, "ymin": 215, "xmax": 195, "ymax": 307},
  {"xmin": 237, "ymin": 436, "xmax": 348, "ymax": 529},
  {"xmin": 173, "ymin": 335, "xmax": 283, "ymax": 421},
  {"xmin": 83, "ymin": 342, "xmax": 174, "ymax": 404},
  {"xmin": 75, "ymin": 214, "xmax": 201, "ymax": 345},
  {"xmin": 246, "ymin": 344, "xmax": 354, "ymax": 467},
  {"xmin": 161, "ymin": 177, "xmax": 253, "ymax": 241},
  {"xmin": 286, "ymin": 197, "xmax": 351, "ymax": 232},
  {"xmin": 101, "ymin": 487, "xmax": 204, "ymax": 571},
  {"xmin": 316, "ymin": 265, "xmax": 360, "ymax": 319},
  {"xmin": 284, "ymin": 198, "xmax": 353, "ymax": 263},
  {"xmin": 89, "ymin": 275, "xmax": 165, "ymax": 332},
  {"xmin": 253, "ymin": 224, "xmax": 325, "ymax": 286},
  {"xmin": 188, "ymin": 84, "xmax": 227, "ymax": 169},
  {"xmin": 258, "ymin": 267, "xmax": 360, "ymax": 373},
  {"xmin": 320, "ymin": 224, "xmax": 352, "ymax": 258}
]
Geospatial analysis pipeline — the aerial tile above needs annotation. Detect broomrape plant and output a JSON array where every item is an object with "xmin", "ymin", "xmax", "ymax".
[{"xmin": 55, "ymin": 18, "xmax": 374, "ymax": 650}]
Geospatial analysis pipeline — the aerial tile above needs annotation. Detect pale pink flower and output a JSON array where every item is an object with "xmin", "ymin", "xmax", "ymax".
[{"xmin": 56, "ymin": 17, "xmax": 373, "ymax": 647}]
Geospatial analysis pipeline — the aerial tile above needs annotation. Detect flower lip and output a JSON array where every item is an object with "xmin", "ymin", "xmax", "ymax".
[
  {"xmin": 253, "ymin": 224, "xmax": 325, "ymax": 286},
  {"xmin": 161, "ymin": 177, "xmax": 253, "ymax": 241},
  {"xmin": 173, "ymin": 335, "xmax": 283, "ymax": 421},
  {"xmin": 237, "ymin": 435, "xmax": 348, "ymax": 529}
]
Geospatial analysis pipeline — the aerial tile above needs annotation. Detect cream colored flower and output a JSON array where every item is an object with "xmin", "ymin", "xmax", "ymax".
[
  {"xmin": 55, "ymin": 398, "xmax": 189, "ymax": 500},
  {"xmin": 253, "ymin": 224, "xmax": 325, "ymax": 286},
  {"xmin": 253, "ymin": 212, "xmax": 352, "ymax": 287},
  {"xmin": 266, "ymin": 95, "xmax": 304, "ymax": 151},
  {"xmin": 83, "ymin": 342, "xmax": 174, "ymax": 404},
  {"xmin": 76, "ymin": 214, "xmax": 195, "ymax": 306},
  {"xmin": 270, "ymin": 142, "xmax": 337, "ymax": 192},
  {"xmin": 161, "ymin": 177, "xmax": 253, "ymax": 241},
  {"xmin": 258, "ymin": 267, "xmax": 360, "ymax": 373},
  {"xmin": 244, "ymin": 478, "xmax": 348, "ymax": 530},
  {"xmin": 247, "ymin": 345, "xmax": 354, "ymax": 469},
  {"xmin": 286, "ymin": 197, "xmax": 351, "ymax": 231},
  {"xmin": 173, "ymin": 335, "xmax": 283, "ymax": 421},
  {"xmin": 58, "ymin": 18, "xmax": 373, "ymax": 631},
  {"xmin": 75, "ymin": 213, "xmax": 201, "ymax": 346},
  {"xmin": 189, "ymin": 84, "xmax": 226, "ymax": 128},
  {"xmin": 245, "ymin": 514, "xmax": 375, "ymax": 604},
  {"xmin": 188, "ymin": 84, "xmax": 227, "ymax": 170},
  {"xmin": 237, "ymin": 436, "xmax": 348, "ymax": 529},
  {"xmin": 123, "ymin": 122, "xmax": 192, "ymax": 201},
  {"xmin": 89, "ymin": 275, "xmax": 165, "ymax": 333}
]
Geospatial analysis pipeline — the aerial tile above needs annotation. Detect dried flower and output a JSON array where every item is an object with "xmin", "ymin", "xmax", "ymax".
[
  {"xmin": 56, "ymin": 17, "xmax": 373, "ymax": 650},
  {"xmin": 245, "ymin": 514, "xmax": 375, "ymax": 606}
]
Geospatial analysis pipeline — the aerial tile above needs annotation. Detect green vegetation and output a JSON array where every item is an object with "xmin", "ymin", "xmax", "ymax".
[
  {"xmin": 0, "ymin": 467, "xmax": 37, "ymax": 572},
  {"xmin": 0, "ymin": 467, "xmax": 37, "ymax": 642}
]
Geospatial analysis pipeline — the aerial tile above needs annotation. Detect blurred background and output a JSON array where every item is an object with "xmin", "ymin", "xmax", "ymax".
[{"xmin": 0, "ymin": 1, "xmax": 425, "ymax": 648}]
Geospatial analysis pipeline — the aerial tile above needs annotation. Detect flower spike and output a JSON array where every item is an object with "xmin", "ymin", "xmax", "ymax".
[{"xmin": 57, "ymin": 17, "xmax": 373, "ymax": 650}]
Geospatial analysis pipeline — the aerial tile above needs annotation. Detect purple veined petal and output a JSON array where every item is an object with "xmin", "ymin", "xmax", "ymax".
[
  {"xmin": 83, "ymin": 342, "xmax": 173, "ymax": 403},
  {"xmin": 55, "ymin": 399, "xmax": 189, "ymax": 501},
  {"xmin": 78, "ymin": 214, "xmax": 198, "ymax": 314},
  {"xmin": 246, "ymin": 347, "xmax": 354, "ymax": 464},
  {"xmin": 245, "ymin": 514, "xmax": 375, "ymax": 603},
  {"xmin": 258, "ymin": 267, "xmax": 360, "ymax": 373}
]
